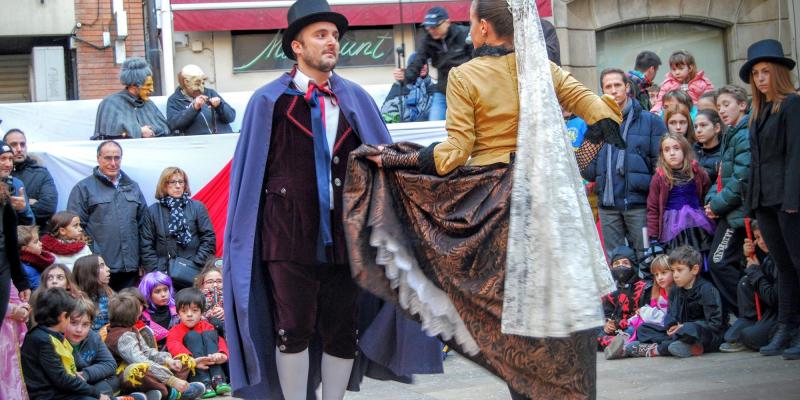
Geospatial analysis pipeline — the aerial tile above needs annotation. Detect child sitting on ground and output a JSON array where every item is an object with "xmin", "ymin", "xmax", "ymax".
[
  {"xmin": 18, "ymin": 224, "xmax": 55, "ymax": 291},
  {"xmin": 194, "ymin": 259, "xmax": 224, "ymax": 335},
  {"xmin": 66, "ymin": 297, "xmax": 120, "ymax": 396},
  {"xmin": 139, "ymin": 271, "xmax": 179, "ymax": 349},
  {"xmin": 167, "ymin": 288, "xmax": 232, "ymax": 397},
  {"xmin": 105, "ymin": 294, "xmax": 206, "ymax": 400},
  {"xmin": 598, "ymin": 246, "xmax": 648, "ymax": 349},
  {"xmin": 628, "ymin": 246, "xmax": 724, "ymax": 357},
  {"xmin": 720, "ymin": 220, "xmax": 779, "ymax": 353},
  {"xmin": 651, "ymin": 50, "xmax": 714, "ymax": 113},
  {"xmin": 41, "ymin": 211, "xmax": 92, "ymax": 271},
  {"xmin": 118, "ymin": 287, "xmax": 158, "ymax": 349},
  {"xmin": 606, "ymin": 254, "xmax": 673, "ymax": 359},
  {"xmin": 21, "ymin": 287, "xmax": 112, "ymax": 399}
]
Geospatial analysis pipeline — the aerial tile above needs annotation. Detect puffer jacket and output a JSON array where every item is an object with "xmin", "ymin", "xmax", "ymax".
[
  {"xmin": 13, "ymin": 157, "xmax": 58, "ymax": 228},
  {"xmin": 582, "ymin": 99, "xmax": 666, "ymax": 209},
  {"xmin": 705, "ymin": 114, "xmax": 750, "ymax": 228},
  {"xmin": 139, "ymin": 199, "xmax": 216, "ymax": 273},
  {"xmin": 651, "ymin": 69, "xmax": 714, "ymax": 113},
  {"xmin": 66, "ymin": 167, "xmax": 147, "ymax": 273},
  {"xmin": 693, "ymin": 142, "xmax": 721, "ymax": 185}
]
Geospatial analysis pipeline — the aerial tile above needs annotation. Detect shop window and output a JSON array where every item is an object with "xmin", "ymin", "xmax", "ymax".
[
  {"xmin": 232, "ymin": 26, "xmax": 395, "ymax": 73},
  {"xmin": 596, "ymin": 22, "xmax": 727, "ymax": 90}
]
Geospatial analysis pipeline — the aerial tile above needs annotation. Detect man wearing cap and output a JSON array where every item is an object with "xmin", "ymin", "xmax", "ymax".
[
  {"xmin": 395, "ymin": 6, "xmax": 472, "ymax": 120},
  {"xmin": 166, "ymin": 64, "xmax": 237, "ymax": 135},
  {"xmin": 223, "ymin": 0, "xmax": 441, "ymax": 398},
  {"xmin": 0, "ymin": 140, "xmax": 34, "ymax": 226},
  {"xmin": 3, "ymin": 129, "xmax": 58, "ymax": 229},
  {"xmin": 93, "ymin": 57, "xmax": 169, "ymax": 140}
]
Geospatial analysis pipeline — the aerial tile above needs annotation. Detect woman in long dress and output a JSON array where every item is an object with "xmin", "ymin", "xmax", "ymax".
[{"xmin": 348, "ymin": 0, "xmax": 624, "ymax": 398}]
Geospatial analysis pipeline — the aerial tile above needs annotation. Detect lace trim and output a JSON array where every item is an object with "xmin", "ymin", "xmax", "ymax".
[{"xmin": 369, "ymin": 226, "xmax": 480, "ymax": 355}]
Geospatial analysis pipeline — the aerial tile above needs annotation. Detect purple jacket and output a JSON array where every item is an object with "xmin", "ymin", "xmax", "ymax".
[{"xmin": 223, "ymin": 71, "xmax": 441, "ymax": 397}]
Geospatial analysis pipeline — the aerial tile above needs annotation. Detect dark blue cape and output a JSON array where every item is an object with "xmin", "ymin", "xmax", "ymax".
[{"xmin": 223, "ymin": 71, "xmax": 442, "ymax": 398}]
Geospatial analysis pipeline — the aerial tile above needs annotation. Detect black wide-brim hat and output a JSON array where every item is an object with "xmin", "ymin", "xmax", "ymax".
[
  {"xmin": 282, "ymin": 0, "xmax": 349, "ymax": 61},
  {"xmin": 739, "ymin": 39, "xmax": 796, "ymax": 83}
]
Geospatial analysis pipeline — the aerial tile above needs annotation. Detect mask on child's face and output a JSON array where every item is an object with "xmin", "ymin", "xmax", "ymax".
[{"xmin": 611, "ymin": 266, "xmax": 635, "ymax": 284}]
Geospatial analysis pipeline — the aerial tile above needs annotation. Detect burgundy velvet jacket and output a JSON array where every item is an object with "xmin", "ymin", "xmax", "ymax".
[{"xmin": 260, "ymin": 93, "xmax": 361, "ymax": 266}]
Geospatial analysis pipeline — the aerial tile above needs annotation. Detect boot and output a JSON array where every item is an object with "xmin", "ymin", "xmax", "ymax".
[
  {"xmin": 783, "ymin": 328, "xmax": 800, "ymax": 360},
  {"xmin": 275, "ymin": 347, "xmax": 310, "ymax": 400},
  {"xmin": 321, "ymin": 353, "xmax": 354, "ymax": 400},
  {"xmin": 760, "ymin": 324, "xmax": 796, "ymax": 356}
]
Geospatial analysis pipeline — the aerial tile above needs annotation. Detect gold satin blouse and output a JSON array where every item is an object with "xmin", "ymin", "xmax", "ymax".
[{"xmin": 433, "ymin": 53, "xmax": 622, "ymax": 175}]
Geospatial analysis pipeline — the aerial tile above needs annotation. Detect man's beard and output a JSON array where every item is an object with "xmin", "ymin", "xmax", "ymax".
[{"xmin": 302, "ymin": 50, "xmax": 337, "ymax": 73}]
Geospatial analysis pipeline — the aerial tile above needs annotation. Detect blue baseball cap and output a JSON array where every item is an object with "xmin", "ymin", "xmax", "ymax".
[{"xmin": 422, "ymin": 6, "xmax": 449, "ymax": 27}]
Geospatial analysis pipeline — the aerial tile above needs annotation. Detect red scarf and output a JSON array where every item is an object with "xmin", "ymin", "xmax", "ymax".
[
  {"xmin": 20, "ymin": 249, "xmax": 56, "ymax": 271},
  {"xmin": 40, "ymin": 234, "xmax": 87, "ymax": 256}
]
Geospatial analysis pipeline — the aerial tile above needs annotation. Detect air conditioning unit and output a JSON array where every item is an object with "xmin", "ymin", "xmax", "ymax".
[{"xmin": 30, "ymin": 46, "xmax": 66, "ymax": 102}]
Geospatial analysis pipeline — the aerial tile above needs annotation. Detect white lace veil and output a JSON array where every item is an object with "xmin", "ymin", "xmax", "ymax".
[{"xmin": 502, "ymin": 0, "xmax": 616, "ymax": 337}]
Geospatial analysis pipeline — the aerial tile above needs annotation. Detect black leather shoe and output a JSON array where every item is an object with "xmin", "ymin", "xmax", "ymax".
[{"xmin": 761, "ymin": 324, "xmax": 796, "ymax": 356}]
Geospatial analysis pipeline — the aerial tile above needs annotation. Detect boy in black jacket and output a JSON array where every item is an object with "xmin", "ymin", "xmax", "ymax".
[
  {"xmin": 663, "ymin": 246, "xmax": 725, "ymax": 357},
  {"xmin": 21, "ymin": 287, "xmax": 111, "ymax": 400},
  {"xmin": 720, "ymin": 220, "xmax": 779, "ymax": 352}
]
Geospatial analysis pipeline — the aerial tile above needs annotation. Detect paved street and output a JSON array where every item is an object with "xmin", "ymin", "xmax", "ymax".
[{"xmin": 342, "ymin": 351, "xmax": 800, "ymax": 400}]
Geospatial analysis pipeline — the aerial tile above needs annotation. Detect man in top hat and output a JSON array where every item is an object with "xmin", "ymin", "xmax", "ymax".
[
  {"xmin": 223, "ymin": 0, "xmax": 441, "ymax": 399},
  {"xmin": 394, "ymin": 5, "xmax": 472, "ymax": 121},
  {"xmin": 93, "ymin": 57, "xmax": 169, "ymax": 140}
]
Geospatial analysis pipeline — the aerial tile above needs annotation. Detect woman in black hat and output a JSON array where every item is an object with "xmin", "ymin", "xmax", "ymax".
[{"xmin": 741, "ymin": 39, "xmax": 800, "ymax": 360}]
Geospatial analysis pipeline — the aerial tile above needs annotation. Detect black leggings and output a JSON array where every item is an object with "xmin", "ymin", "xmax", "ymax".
[
  {"xmin": 183, "ymin": 330, "xmax": 226, "ymax": 384},
  {"xmin": 755, "ymin": 207, "xmax": 800, "ymax": 325}
]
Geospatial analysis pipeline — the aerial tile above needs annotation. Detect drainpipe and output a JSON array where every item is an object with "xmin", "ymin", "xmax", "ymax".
[
  {"xmin": 143, "ymin": 0, "xmax": 163, "ymax": 95},
  {"xmin": 160, "ymin": 0, "xmax": 176, "ymax": 93}
]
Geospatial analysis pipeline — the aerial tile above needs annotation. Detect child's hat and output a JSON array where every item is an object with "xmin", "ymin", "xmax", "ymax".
[
  {"xmin": 739, "ymin": 39, "xmax": 796, "ymax": 84},
  {"xmin": 609, "ymin": 245, "xmax": 636, "ymax": 264}
]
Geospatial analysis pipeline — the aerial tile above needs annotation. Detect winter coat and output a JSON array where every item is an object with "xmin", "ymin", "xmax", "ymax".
[
  {"xmin": 403, "ymin": 23, "xmax": 472, "ymax": 94},
  {"xmin": 21, "ymin": 325, "xmax": 102, "ymax": 399},
  {"xmin": 651, "ymin": 70, "xmax": 714, "ymax": 113},
  {"xmin": 66, "ymin": 168, "xmax": 147, "ymax": 273},
  {"xmin": 741, "ymin": 254, "xmax": 779, "ymax": 321},
  {"xmin": 166, "ymin": 87, "xmax": 236, "ymax": 136},
  {"xmin": 693, "ymin": 141, "xmax": 721, "ymax": 185},
  {"xmin": 664, "ymin": 277, "xmax": 724, "ymax": 349},
  {"xmin": 582, "ymin": 99, "xmax": 666, "ymax": 209},
  {"xmin": 13, "ymin": 157, "xmax": 58, "ymax": 228},
  {"xmin": 72, "ymin": 330, "xmax": 117, "ymax": 384},
  {"xmin": 747, "ymin": 94, "xmax": 800, "ymax": 212},
  {"xmin": 139, "ymin": 199, "xmax": 216, "ymax": 273},
  {"xmin": 705, "ymin": 114, "xmax": 750, "ymax": 228},
  {"xmin": 92, "ymin": 90, "xmax": 169, "ymax": 139},
  {"xmin": 647, "ymin": 161, "xmax": 711, "ymax": 241}
]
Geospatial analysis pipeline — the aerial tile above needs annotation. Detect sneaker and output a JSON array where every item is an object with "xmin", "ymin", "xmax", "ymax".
[
  {"xmin": 624, "ymin": 341, "xmax": 659, "ymax": 358},
  {"xmin": 720, "ymin": 341, "xmax": 747, "ymax": 353},
  {"xmin": 117, "ymin": 394, "xmax": 147, "ymax": 400},
  {"xmin": 181, "ymin": 382, "xmax": 207, "ymax": 400},
  {"xmin": 201, "ymin": 389, "xmax": 217, "ymax": 399},
  {"xmin": 214, "ymin": 383, "xmax": 232, "ymax": 395},
  {"xmin": 604, "ymin": 333, "xmax": 628, "ymax": 360},
  {"xmin": 167, "ymin": 388, "xmax": 180, "ymax": 400},
  {"xmin": 668, "ymin": 341, "xmax": 704, "ymax": 358}
]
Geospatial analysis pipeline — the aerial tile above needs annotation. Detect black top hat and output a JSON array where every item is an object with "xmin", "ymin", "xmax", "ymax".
[
  {"xmin": 739, "ymin": 39, "xmax": 796, "ymax": 83},
  {"xmin": 282, "ymin": 0, "xmax": 349, "ymax": 61}
]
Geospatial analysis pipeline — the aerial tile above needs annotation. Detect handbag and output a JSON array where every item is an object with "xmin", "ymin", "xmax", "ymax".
[{"xmin": 159, "ymin": 206, "xmax": 200, "ymax": 287}]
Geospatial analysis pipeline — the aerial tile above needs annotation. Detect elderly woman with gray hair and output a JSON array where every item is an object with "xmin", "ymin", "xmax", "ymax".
[
  {"xmin": 92, "ymin": 57, "xmax": 169, "ymax": 140},
  {"xmin": 166, "ymin": 64, "xmax": 236, "ymax": 136}
]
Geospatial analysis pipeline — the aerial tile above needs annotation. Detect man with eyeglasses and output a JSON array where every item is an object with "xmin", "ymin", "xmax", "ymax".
[
  {"xmin": 67, "ymin": 140, "xmax": 147, "ymax": 291},
  {"xmin": 394, "ymin": 6, "xmax": 472, "ymax": 120}
]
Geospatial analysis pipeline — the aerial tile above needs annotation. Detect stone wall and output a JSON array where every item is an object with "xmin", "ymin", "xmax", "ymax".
[{"xmin": 553, "ymin": 0, "xmax": 793, "ymax": 90}]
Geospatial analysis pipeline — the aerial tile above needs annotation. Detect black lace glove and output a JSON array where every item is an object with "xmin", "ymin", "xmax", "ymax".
[
  {"xmin": 381, "ymin": 148, "xmax": 420, "ymax": 169},
  {"xmin": 585, "ymin": 118, "xmax": 625, "ymax": 149}
]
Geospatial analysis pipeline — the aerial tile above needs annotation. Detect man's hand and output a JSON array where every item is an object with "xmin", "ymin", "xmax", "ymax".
[
  {"xmin": 9, "ymin": 187, "xmax": 26, "ymax": 212},
  {"xmin": 393, "ymin": 68, "xmax": 405, "ymax": 82},
  {"xmin": 193, "ymin": 95, "xmax": 209, "ymax": 110},
  {"xmin": 209, "ymin": 97, "xmax": 221, "ymax": 108},
  {"xmin": 141, "ymin": 126, "xmax": 155, "ymax": 138}
]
